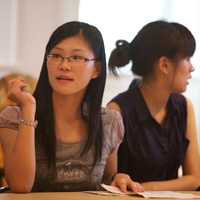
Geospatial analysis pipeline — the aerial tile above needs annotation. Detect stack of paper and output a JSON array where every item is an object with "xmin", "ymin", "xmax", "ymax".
[{"xmin": 98, "ymin": 184, "xmax": 200, "ymax": 199}]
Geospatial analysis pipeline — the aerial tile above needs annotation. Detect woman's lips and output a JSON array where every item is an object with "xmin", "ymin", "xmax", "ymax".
[{"xmin": 56, "ymin": 75, "xmax": 73, "ymax": 81}]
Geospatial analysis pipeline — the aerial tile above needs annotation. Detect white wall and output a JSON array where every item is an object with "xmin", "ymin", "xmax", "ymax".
[
  {"xmin": 0, "ymin": 0, "xmax": 79, "ymax": 78},
  {"xmin": 0, "ymin": 0, "xmax": 200, "ymax": 147}
]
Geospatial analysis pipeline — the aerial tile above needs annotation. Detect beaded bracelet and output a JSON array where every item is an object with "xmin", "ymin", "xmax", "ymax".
[{"xmin": 19, "ymin": 117, "xmax": 38, "ymax": 128}]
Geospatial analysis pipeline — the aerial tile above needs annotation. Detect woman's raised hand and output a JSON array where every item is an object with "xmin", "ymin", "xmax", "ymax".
[{"xmin": 7, "ymin": 79, "xmax": 36, "ymax": 108}]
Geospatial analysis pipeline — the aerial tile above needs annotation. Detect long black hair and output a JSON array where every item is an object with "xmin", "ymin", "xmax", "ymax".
[
  {"xmin": 109, "ymin": 20, "xmax": 196, "ymax": 78},
  {"xmin": 33, "ymin": 21, "xmax": 106, "ymax": 168}
]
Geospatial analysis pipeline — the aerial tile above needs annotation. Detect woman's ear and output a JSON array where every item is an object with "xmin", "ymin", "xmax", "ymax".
[
  {"xmin": 92, "ymin": 61, "xmax": 102, "ymax": 79},
  {"xmin": 158, "ymin": 56, "xmax": 170, "ymax": 75}
]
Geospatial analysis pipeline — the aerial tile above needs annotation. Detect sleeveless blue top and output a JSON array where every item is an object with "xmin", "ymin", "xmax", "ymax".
[{"xmin": 110, "ymin": 85, "xmax": 189, "ymax": 183}]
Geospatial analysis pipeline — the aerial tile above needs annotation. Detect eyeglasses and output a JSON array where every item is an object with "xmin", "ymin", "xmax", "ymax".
[{"xmin": 47, "ymin": 54, "xmax": 97, "ymax": 66}]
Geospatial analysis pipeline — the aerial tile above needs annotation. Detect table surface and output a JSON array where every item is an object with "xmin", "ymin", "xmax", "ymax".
[{"xmin": 1, "ymin": 191, "xmax": 200, "ymax": 200}]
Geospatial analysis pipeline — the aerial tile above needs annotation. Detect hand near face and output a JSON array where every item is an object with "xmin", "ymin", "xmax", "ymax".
[
  {"xmin": 111, "ymin": 173, "xmax": 144, "ymax": 193},
  {"xmin": 7, "ymin": 78, "xmax": 36, "ymax": 108}
]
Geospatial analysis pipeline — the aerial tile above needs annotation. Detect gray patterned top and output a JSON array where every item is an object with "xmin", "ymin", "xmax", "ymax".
[{"xmin": 0, "ymin": 106, "xmax": 124, "ymax": 192}]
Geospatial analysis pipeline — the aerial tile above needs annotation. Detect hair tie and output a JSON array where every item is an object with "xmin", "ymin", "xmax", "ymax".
[{"xmin": 116, "ymin": 40, "xmax": 130, "ymax": 48}]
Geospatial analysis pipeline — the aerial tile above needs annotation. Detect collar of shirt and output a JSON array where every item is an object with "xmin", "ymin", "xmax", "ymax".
[{"xmin": 129, "ymin": 86, "xmax": 177, "ymax": 123}]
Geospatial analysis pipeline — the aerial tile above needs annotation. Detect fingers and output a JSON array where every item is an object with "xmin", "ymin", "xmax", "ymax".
[
  {"xmin": 112, "ymin": 173, "xmax": 144, "ymax": 193},
  {"xmin": 7, "ymin": 79, "xmax": 25, "ymax": 91},
  {"xmin": 119, "ymin": 181, "xmax": 143, "ymax": 193},
  {"xmin": 120, "ymin": 183, "xmax": 128, "ymax": 193},
  {"xmin": 111, "ymin": 180, "xmax": 128, "ymax": 193},
  {"xmin": 7, "ymin": 79, "xmax": 26, "ymax": 101},
  {"xmin": 7, "ymin": 79, "xmax": 23, "ymax": 99},
  {"xmin": 129, "ymin": 181, "xmax": 144, "ymax": 193},
  {"xmin": 7, "ymin": 78, "xmax": 36, "ymax": 107}
]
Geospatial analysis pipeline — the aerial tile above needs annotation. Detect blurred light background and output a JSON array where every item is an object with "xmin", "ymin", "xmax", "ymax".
[{"xmin": 0, "ymin": 0, "xmax": 200, "ymax": 147}]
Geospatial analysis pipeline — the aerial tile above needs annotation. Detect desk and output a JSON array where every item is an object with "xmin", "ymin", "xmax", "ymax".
[{"xmin": 1, "ymin": 191, "xmax": 200, "ymax": 200}]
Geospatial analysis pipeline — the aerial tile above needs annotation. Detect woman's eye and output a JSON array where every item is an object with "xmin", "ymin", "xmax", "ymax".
[
  {"xmin": 52, "ymin": 54, "xmax": 61, "ymax": 58},
  {"xmin": 72, "ymin": 56, "xmax": 84, "ymax": 60}
]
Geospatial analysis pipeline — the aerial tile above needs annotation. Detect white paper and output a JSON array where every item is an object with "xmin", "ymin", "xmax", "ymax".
[
  {"xmin": 100, "ymin": 184, "xmax": 200, "ymax": 199},
  {"xmin": 84, "ymin": 191, "xmax": 122, "ymax": 196}
]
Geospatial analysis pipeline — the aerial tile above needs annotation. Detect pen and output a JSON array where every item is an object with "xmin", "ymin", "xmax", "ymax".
[{"xmin": 20, "ymin": 85, "xmax": 27, "ymax": 91}]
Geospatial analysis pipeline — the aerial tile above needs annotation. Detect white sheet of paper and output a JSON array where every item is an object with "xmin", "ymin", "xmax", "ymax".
[
  {"xmin": 101, "ymin": 184, "xmax": 200, "ymax": 199},
  {"xmin": 84, "ymin": 191, "xmax": 122, "ymax": 196}
]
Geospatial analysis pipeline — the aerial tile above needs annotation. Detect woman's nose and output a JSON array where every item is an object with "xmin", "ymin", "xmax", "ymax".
[
  {"xmin": 190, "ymin": 64, "xmax": 195, "ymax": 72},
  {"xmin": 59, "ymin": 59, "xmax": 71, "ymax": 71}
]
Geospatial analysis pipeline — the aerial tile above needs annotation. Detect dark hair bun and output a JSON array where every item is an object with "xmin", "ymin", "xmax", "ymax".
[{"xmin": 109, "ymin": 40, "xmax": 132, "ymax": 68}]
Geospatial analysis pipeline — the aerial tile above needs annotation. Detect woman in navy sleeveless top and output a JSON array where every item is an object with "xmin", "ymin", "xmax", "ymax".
[{"xmin": 107, "ymin": 21, "xmax": 200, "ymax": 191}]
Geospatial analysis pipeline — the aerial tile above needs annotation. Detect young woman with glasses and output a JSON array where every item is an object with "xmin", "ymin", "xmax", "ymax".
[
  {"xmin": 0, "ymin": 21, "xmax": 143, "ymax": 193},
  {"xmin": 107, "ymin": 20, "xmax": 200, "ymax": 191}
]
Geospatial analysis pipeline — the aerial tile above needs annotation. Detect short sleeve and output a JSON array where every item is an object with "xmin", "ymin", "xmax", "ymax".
[
  {"xmin": 0, "ymin": 106, "xmax": 21, "ymax": 131},
  {"xmin": 101, "ymin": 108, "xmax": 124, "ymax": 154},
  {"xmin": 111, "ymin": 110, "xmax": 124, "ymax": 153}
]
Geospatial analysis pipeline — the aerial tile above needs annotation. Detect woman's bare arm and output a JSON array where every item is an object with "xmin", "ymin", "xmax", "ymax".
[{"xmin": 0, "ymin": 79, "xmax": 37, "ymax": 193}]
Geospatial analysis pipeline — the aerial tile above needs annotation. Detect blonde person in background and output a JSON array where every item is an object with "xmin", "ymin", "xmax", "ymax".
[
  {"xmin": 0, "ymin": 21, "xmax": 143, "ymax": 193},
  {"xmin": 107, "ymin": 20, "xmax": 200, "ymax": 191}
]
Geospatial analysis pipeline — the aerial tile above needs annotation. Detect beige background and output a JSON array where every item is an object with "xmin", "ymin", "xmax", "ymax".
[{"xmin": 0, "ymin": 0, "xmax": 199, "ymax": 148}]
